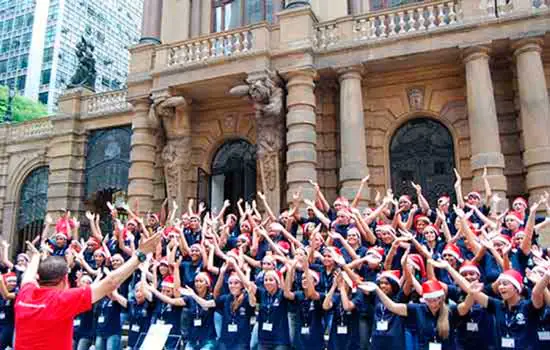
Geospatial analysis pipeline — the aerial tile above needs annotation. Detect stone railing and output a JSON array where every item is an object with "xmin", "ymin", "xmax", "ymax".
[
  {"xmin": 7, "ymin": 118, "xmax": 54, "ymax": 141},
  {"xmin": 354, "ymin": 0, "xmax": 460, "ymax": 41},
  {"xmin": 314, "ymin": 0, "xmax": 461, "ymax": 49},
  {"xmin": 86, "ymin": 90, "xmax": 132, "ymax": 116},
  {"xmin": 165, "ymin": 27, "xmax": 255, "ymax": 67}
]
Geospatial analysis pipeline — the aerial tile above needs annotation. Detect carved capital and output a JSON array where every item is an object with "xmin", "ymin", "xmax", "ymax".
[
  {"xmin": 161, "ymin": 137, "xmax": 192, "ymax": 199},
  {"xmin": 229, "ymin": 71, "xmax": 284, "ymax": 118},
  {"xmin": 512, "ymin": 38, "xmax": 544, "ymax": 58},
  {"xmin": 461, "ymin": 45, "xmax": 492, "ymax": 64}
]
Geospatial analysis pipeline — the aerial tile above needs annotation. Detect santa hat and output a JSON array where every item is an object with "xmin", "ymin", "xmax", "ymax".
[
  {"xmin": 466, "ymin": 191, "xmax": 481, "ymax": 200},
  {"xmin": 308, "ymin": 270, "xmax": 320, "ymax": 285},
  {"xmin": 327, "ymin": 247, "xmax": 346, "ymax": 266},
  {"xmin": 17, "ymin": 253, "xmax": 30, "ymax": 262},
  {"xmin": 161, "ymin": 275, "xmax": 175, "ymax": 288},
  {"xmin": 189, "ymin": 213, "xmax": 201, "ymax": 220},
  {"xmin": 513, "ymin": 230, "xmax": 526, "ymax": 239},
  {"xmin": 492, "ymin": 234, "xmax": 512, "ymax": 246},
  {"xmin": 3, "ymin": 272, "xmax": 17, "ymax": 284},
  {"xmin": 505, "ymin": 211, "xmax": 524, "ymax": 226},
  {"xmin": 265, "ymin": 269, "xmax": 283, "ymax": 286},
  {"xmin": 55, "ymin": 217, "xmax": 76, "ymax": 235},
  {"xmin": 87, "ymin": 237, "xmax": 101, "ymax": 247},
  {"xmin": 94, "ymin": 248, "xmax": 107, "ymax": 257},
  {"xmin": 126, "ymin": 219, "xmax": 137, "ymax": 227},
  {"xmin": 375, "ymin": 225, "xmax": 396, "ymax": 236},
  {"xmin": 437, "ymin": 195, "xmax": 451, "ymax": 205},
  {"xmin": 459, "ymin": 260, "xmax": 480, "ymax": 276},
  {"xmin": 79, "ymin": 275, "xmax": 93, "ymax": 284},
  {"xmin": 398, "ymin": 195, "xmax": 412, "ymax": 204},
  {"xmin": 347, "ymin": 227, "xmax": 362, "ymax": 243},
  {"xmin": 277, "ymin": 241, "xmax": 291, "ymax": 255},
  {"xmin": 415, "ymin": 215, "xmax": 431, "ymax": 226},
  {"xmin": 195, "ymin": 272, "xmax": 212, "ymax": 287},
  {"xmin": 334, "ymin": 196, "xmax": 349, "ymax": 207},
  {"xmin": 366, "ymin": 247, "xmax": 385, "ymax": 263},
  {"xmin": 149, "ymin": 213, "xmax": 160, "ymax": 222},
  {"xmin": 497, "ymin": 269, "xmax": 523, "ymax": 292},
  {"xmin": 54, "ymin": 231, "xmax": 69, "ymax": 240},
  {"xmin": 421, "ymin": 279, "xmax": 445, "ymax": 300},
  {"xmin": 423, "ymin": 224, "xmax": 440, "ymax": 236},
  {"xmin": 442, "ymin": 243, "xmax": 462, "ymax": 261},
  {"xmin": 408, "ymin": 254, "xmax": 426, "ymax": 278},
  {"xmin": 163, "ymin": 226, "xmax": 176, "ymax": 239},
  {"xmin": 512, "ymin": 197, "xmax": 528, "ymax": 208},
  {"xmin": 377, "ymin": 270, "xmax": 401, "ymax": 286},
  {"xmin": 159, "ymin": 258, "xmax": 170, "ymax": 267}
]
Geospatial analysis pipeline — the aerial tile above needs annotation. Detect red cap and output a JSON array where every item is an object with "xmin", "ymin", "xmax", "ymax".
[
  {"xmin": 3, "ymin": 272, "xmax": 17, "ymax": 283},
  {"xmin": 366, "ymin": 247, "xmax": 385, "ymax": 262},
  {"xmin": 442, "ymin": 243, "xmax": 462, "ymax": 261},
  {"xmin": 459, "ymin": 260, "xmax": 480, "ymax": 276},
  {"xmin": 377, "ymin": 270, "xmax": 401, "ymax": 286},
  {"xmin": 421, "ymin": 279, "xmax": 445, "ymax": 300},
  {"xmin": 505, "ymin": 211, "xmax": 524, "ymax": 225},
  {"xmin": 497, "ymin": 269, "xmax": 523, "ymax": 292},
  {"xmin": 161, "ymin": 275, "xmax": 175, "ymax": 288},
  {"xmin": 512, "ymin": 197, "xmax": 528, "ymax": 208},
  {"xmin": 408, "ymin": 254, "xmax": 426, "ymax": 278},
  {"xmin": 277, "ymin": 241, "xmax": 291, "ymax": 254}
]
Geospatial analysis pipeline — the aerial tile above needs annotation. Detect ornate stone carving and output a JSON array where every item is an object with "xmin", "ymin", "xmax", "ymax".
[
  {"xmin": 407, "ymin": 87, "xmax": 425, "ymax": 111},
  {"xmin": 161, "ymin": 137, "xmax": 192, "ymax": 199},
  {"xmin": 148, "ymin": 95, "xmax": 189, "ymax": 129},
  {"xmin": 68, "ymin": 37, "xmax": 96, "ymax": 91}
]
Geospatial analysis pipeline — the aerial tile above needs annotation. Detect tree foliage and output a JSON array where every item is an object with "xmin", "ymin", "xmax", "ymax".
[{"xmin": 0, "ymin": 86, "xmax": 48, "ymax": 123}]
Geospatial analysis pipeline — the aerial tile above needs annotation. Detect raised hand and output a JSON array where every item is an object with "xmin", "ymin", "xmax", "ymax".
[
  {"xmin": 361, "ymin": 175, "xmax": 370, "ymax": 184},
  {"xmin": 138, "ymin": 232, "xmax": 162, "ymax": 255},
  {"xmin": 411, "ymin": 182, "xmax": 421, "ymax": 193},
  {"xmin": 453, "ymin": 168, "xmax": 462, "ymax": 185}
]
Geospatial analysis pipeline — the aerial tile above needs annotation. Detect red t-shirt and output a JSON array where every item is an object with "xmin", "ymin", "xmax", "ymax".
[{"xmin": 14, "ymin": 282, "xmax": 92, "ymax": 350}]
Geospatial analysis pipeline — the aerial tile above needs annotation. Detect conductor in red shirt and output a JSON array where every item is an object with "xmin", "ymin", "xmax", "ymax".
[{"xmin": 14, "ymin": 232, "xmax": 161, "ymax": 350}]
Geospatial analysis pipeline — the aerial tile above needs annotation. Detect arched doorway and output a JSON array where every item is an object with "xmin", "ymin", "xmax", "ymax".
[
  {"xmin": 199, "ymin": 139, "xmax": 256, "ymax": 215},
  {"xmin": 84, "ymin": 126, "xmax": 131, "ymax": 235},
  {"xmin": 390, "ymin": 118, "xmax": 456, "ymax": 205},
  {"xmin": 16, "ymin": 166, "xmax": 49, "ymax": 252}
]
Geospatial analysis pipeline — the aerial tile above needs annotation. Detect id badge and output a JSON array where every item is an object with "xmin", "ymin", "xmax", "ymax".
[
  {"xmin": 131, "ymin": 324, "xmax": 140, "ymax": 332},
  {"xmin": 73, "ymin": 319, "xmax": 81, "ymax": 327},
  {"xmin": 538, "ymin": 331, "xmax": 550, "ymax": 341},
  {"xmin": 228, "ymin": 324, "xmax": 238, "ymax": 333},
  {"xmin": 262, "ymin": 322, "xmax": 273, "ymax": 332},
  {"xmin": 501, "ymin": 337, "xmax": 515, "ymax": 348},
  {"xmin": 157, "ymin": 319, "xmax": 165, "ymax": 325},
  {"xmin": 98, "ymin": 315, "xmax": 105, "ymax": 324},
  {"xmin": 467, "ymin": 322, "xmax": 479, "ymax": 332},
  {"xmin": 376, "ymin": 320, "xmax": 388, "ymax": 331},
  {"xmin": 194, "ymin": 318, "xmax": 202, "ymax": 327},
  {"xmin": 0, "ymin": 312, "xmax": 5, "ymax": 320},
  {"xmin": 301, "ymin": 326, "xmax": 310, "ymax": 335},
  {"xmin": 429, "ymin": 343, "xmax": 442, "ymax": 350},
  {"xmin": 337, "ymin": 325, "xmax": 348, "ymax": 334},
  {"xmin": 250, "ymin": 316, "xmax": 256, "ymax": 325}
]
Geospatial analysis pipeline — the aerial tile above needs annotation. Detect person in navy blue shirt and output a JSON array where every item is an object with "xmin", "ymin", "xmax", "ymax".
[
  {"xmin": 0, "ymin": 272, "xmax": 17, "ymax": 350},
  {"xmin": 94, "ymin": 289, "xmax": 127, "ymax": 350},
  {"xmin": 127, "ymin": 281, "xmax": 153, "ymax": 350},
  {"xmin": 469, "ymin": 269, "xmax": 550, "ymax": 350},
  {"xmin": 322, "ymin": 270, "xmax": 363, "ymax": 350},
  {"xmin": 284, "ymin": 258, "xmax": 325, "ymax": 350},
  {"xmin": 72, "ymin": 274, "xmax": 95, "ymax": 350},
  {"xmin": 180, "ymin": 272, "xmax": 217, "ymax": 350},
  {"xmin": 213, "ymin": 262, "xmax": 256, "ymax": 350},
  {"xmin": 363, "ymin": 278, "xmax": 475, "ymax": 350}
]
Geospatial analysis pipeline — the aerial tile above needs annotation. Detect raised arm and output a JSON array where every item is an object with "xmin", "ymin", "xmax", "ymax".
[
  {"xmin": 454, "ymin": 169, "xmax": 465, "ymax": 209},
  {"xmin": 412, "ymin": 182, "xmax": 430, "ymax": 214},
  {"xmin": 304, "ymin": 199, "xmax": 331, "ymax": 227},
  {"xmin": 368, "ymin": 282, "xmax": 408, "ymax": 316},
  {"xmin": 351, "ymin": 175, "xmax": 369, "ymax": 208},
  {"xmin": 520, "ymin": 201, "xmax": 540, "ymax": 256},
  {"xmin": 322, "ymin": 275, "xmax": 338, "ymax": 310},
  {"xmin": 180, "ymin": 286, "xmax": 216, "ymax": 309},
  {"xmin": 310, "ymin": 180, "xmax": 330, "ymax": 212},
  {"xmin": 482, "ymin": 167, "xmax": 492, "ymax": 206},
  {"xmin": 531, "ymin": 267, "xmax": 550, "ymax": 309}
]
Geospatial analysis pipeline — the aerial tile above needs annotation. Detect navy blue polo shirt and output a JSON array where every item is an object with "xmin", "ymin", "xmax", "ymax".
[
  {"xmin": 179, "ymin": 260, "xmax": 203, "ymax": 287},
  {"xmin": 538, "ymin": 306, "xmax": 550, "ymax": 347},
  {"xmin": 94, "ymin": 297, "xmax": 123, "ymax": 336},
  {"xmin": 73, "ymin": 309, "xmax": 95, "ymax": 339},
  {"xmin": 455, "ymin": 303, "xmax": 497, "ymax": 350},
  {"xmin": 342, "ymin": 245, "xmax": 367, "ymax": 264},
  {"xmin": 487, "ymin": 297, "xmax": 543, "ymax": 350},
  {"xmin": 327, "ymin": 292, "xmax": 363, "ymax": 350},
  {"xmin": 318, "ymin": 267, "xmax": 335, "ymax": 294},
  {"xmin": 48, "ymin": 239, "xmax": 70, "ymax": 256},
  {"xmin": 184, "ymin": 230, "xmax": 202, "ymax": 247},
  {"xmin": 127, "ymin": 299, "xmax": 153, "ymax": 347},
  {"xmin": 215, "ymin": 293, "xmax": 255, "ymax": 347},
  {"xmin": 183, "ymin": 294, "xmax": 216, "ymax": 344},
  {"xmin": 370, "ymin": 294, "xmax": 406, "ymax": 350},
  {"xmin": 152, "ymin": 300, "xmax": 183, "ymax": 335},
  {"xmin": 0, "ymin": 295, "xmax": 15, "ymax": 326},
  {"xmin": 256, "ymin": 287, "xmax": 290, "ymax": 346},
  {"xmin": 293, "ymin": 291, "xmax": 325, "ymax": 350},
  {"xmin": 406, "ymin": 303, "xmax": 458, "ymax": 350},
  {"xmin": 481, "ymin": 252, "xmax": 503, "ymax": 284}
]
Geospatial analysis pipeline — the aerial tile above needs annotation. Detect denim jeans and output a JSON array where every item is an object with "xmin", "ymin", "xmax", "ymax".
[
  {"xmin": 74, "ymin": 337, "xmax": 93, "ymax": 350},
  {"xmin": 405, "ymin": 328, "xmax": 419, "ymax": 350},
  {"xmin": 287, "ymin": 312, "xmax": 297, "ymax": 346},
  {"xmin": 359, "ymin": 314, "xmax": 372, "ymax": 350},
  {"xmin": 250, "ymin": 322, "xmax": 259, "ymax": 350},
  {"xmin": 214, "ymin": 311, "xmax": 223, "ymax": 339},
  {"xmin": 95, "ymin": 334, "xmax": 121, "ymax": 350}
]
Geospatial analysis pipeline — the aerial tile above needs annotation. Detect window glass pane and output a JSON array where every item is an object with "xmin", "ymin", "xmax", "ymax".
[
  {"xmin": 17, "ymin": 75, "xmax": 25, "ymax": 91},
  {"xmin": 215, "ymin": 6, "xmax": 223, "ymax": 32},
  {"xmin": 266, "ymin": 0, "xmax": 273, "ymax": 23},
  {"xmin": 246, "ymin": 0, "xmax": 263, "ymax": 24},
  {"xmin": 225, "ymin": 0, "xmax": 242, "ymax": 30}
]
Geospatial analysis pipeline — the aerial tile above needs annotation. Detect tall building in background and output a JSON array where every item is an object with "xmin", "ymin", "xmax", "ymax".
[{"xmin": 0, "ymin": 0, "xmax": 143, "ymax": 112}]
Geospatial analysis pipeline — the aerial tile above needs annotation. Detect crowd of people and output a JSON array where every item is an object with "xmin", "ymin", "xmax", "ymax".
[{"xmin": 1, "ymin": 169, "xmax": 550, "ymax": 350}]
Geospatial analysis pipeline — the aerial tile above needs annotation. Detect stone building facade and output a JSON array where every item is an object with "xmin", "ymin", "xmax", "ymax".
[{"xmin": 2, "ymin": 0, "xmax": 550, "ymax": 251}]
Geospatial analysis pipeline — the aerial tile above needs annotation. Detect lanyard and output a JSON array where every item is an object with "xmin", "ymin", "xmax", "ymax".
[
  {"xmin": 300, "ymin": 299, "xmax": 314, "ymax": 327},
  {"xmin": 504, "ymin": 309, "xmax": 516, "ymax": 337},
  {"xmin": 160, "ymin": 302, "xmax": 170, "ymax": 320}
]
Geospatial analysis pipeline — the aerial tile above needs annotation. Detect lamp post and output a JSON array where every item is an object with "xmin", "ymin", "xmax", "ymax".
[
  {"xmin": 4, "ymin": 87, "xmax": 14, "ymax": 123},
  {"xmin": 285, "ymin": 0, "xmax": 310, "ymax": 9}
]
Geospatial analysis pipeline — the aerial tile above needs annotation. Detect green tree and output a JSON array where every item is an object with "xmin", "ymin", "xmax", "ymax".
[{"xmin": 0, "ymin": 86, "xmax": 48, "ymax": 123}]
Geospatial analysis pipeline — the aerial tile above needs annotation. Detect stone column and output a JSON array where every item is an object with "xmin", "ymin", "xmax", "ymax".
[
  {"xmin": 190, "ymin": 0, "xmax": 201, "ymax": 37},
  {"xmin": 127, "ymin": 98, "xmax": 157, "ymax": 213},
  {"xmin": 140, "ymin": 0, "xmax": 163, "ymax": 44},
  {"xmin": 462, "ymin": 45, "xmax": 507, "ymax": 200},
  {"xmin": 338, "ymin": 66, "xmax": 369, "ymax": 204},
  {"xmin": 513, "ymin": 38, "xmax": 550, "ymax": 201},
  {"xmin": 286, "ymin": 69, "xmax": 318, "ymax": 204}
]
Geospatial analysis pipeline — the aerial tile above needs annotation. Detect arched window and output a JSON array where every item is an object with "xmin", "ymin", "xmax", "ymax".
[
  {"xmin": 212, "ymin": 0, "xmax": 278, "ymax": 32},
  {"xmin": 16, "ymin": 166, "xmax": 49, "ymax": 252},
  {"xmin": 390, "ymin": 118, "xmax": 455, "ymax": 205}
]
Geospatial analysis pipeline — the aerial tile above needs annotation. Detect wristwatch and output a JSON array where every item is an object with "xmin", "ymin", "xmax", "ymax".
[{"xmin": 136, "ymin": 250, "xmax": 147, "ymax": 263}]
